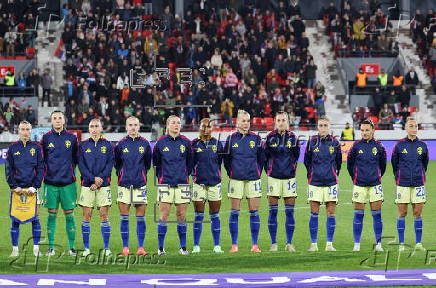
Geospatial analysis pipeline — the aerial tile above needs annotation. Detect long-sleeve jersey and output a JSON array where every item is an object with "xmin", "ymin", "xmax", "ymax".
[
  {"xmin": 191, "ymin": 137, "xmax": 223, "ymax": 186},
  {"xmin": 41, "ymin": 129, "xmax": 78, "ymax": 186},
  {"xmin": 264, "ymin": 130, "xmax": 300, "ymax": 179},
  {"xmin": 347, "ymin": 139, "xmax": 387, "ymax": 186},
  {"xmin": 6, "ymin": 141, "xmax": 44, "ymax": 189},
  {"xmin": 114, "ymin": 135, "xmax": 152, "ymax": 188},
  {"xmin": 153, "ymin": 134, "xmax": 192, "ymax": 187},
  {"xmin": 223, "ymin": 131, "xmax": 264, "ymax": 181},
  {"xmin": 78, "ymin": 137, "xmax": 114, "ymax": 187},
  {"xmin": 304, "ymin": 135, "xmax": 342, "ymax": 186},
  {"xmin": 391, "ymin": 137, "xmax": 429, "ymax": 187}
]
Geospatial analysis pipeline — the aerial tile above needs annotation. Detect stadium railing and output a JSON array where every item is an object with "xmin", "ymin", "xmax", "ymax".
[{"xmin": 0, "ymin": 87, "xmax": 35, "ymax": 98}]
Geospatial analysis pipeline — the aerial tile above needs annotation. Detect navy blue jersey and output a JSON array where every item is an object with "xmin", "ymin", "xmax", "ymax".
[
  {"xmin": 153, "ymin": 134, "xmax": 192, "ymax": 187},
  {"xmin": 114, "ymin": 136, "xmax": 152, "ymax": 188},
  {"xmin": 223, "ymin": 131, "xmax": 264, "ymax": 180},
  {"xmin": 391, "ymin": 137, "xmax": 429, "ymax": 187},
  {"xmin": 304, "ymin": 135, "xmax": 342, "ymax": 186},
  {"xmin": 41, "ymin": 129, "xmax": 78, "ymax": 186},
  {"xmin": 191, "ymin": 137, "xmax": 223, "ymax": 186},
  {"xmin": 264, "ymin": 130, "xmax": 300, "ymax": 179},
  {"xmin": 6, "ymin": 141, "xmax": 44, "ymax": 189},
  {"xmin": 347, "ymin": 139, "xmax": 387, "ymax": 186},
  {"xmin": 78, "ymin": 137, "xmax": 114, "ymax": 187}
]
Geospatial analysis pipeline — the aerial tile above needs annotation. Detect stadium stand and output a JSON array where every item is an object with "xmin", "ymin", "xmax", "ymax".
[
  {"xmin": 59, "ymin": 0, "xmax": 324, "ymax": 132},
  {"xmin": 319, "ymin": 1, "xmax": 425, "ymax": 129}
]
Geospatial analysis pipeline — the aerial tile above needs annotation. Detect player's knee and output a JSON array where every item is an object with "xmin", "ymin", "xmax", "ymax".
[
  {"xmin": 48, "ymin": 209, "xmax": 57, "ymax": 214},
  {"xmin": 64, "ymin": 209, "xmax": 73, "ymax": 214},
  {"xmin": 413, "ymin": 211, "xmax": 422, "ymax": 218}
]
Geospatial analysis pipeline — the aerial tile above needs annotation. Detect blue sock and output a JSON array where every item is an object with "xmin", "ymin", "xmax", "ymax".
[
  {"xmin": 414, "ymin": 217, "xmax": 423, "ymax": 244},
  {"xmin": 229, "ymin": 209, "xmax": 239, "ymax": 245},
  {"xmin": 120, "ymin": 215, "xmax": 129, "ymax": 247},
  {"xmin": 371, "ymin": 209, "xmax": 383, "ymax": 244},
  {"xmin": 250, "ymin": 210, "xmax": 260, "ymax": 245},
  {"xmin": 101, "ymin": 221, "xmax": 111, "ymax": 250},
  {"xmin": 326, "ymin": 216, "xmax": 336, "ymax": 242},
  {"xmin": 397, "ymin": 216, "xmax": 405, "ymax": 244},
  {"xmin": 82, "ymin": 221, "xmax": 90, "ymax": 249},
  {"xmin": 193, "ymin": 212, "xmax": 204, "ymax": 246},
  {"xmin": 285, "ymin": 205, "xmax": 295, "ymax": 244},
  {"xmin": 177, "ymin": 223, "xmax": 187, "ymax": 249},
  {"xmin": 353, "ymin": 209, "xmax": 364, "ymax": 243},
  {"xmin": 209, "ymin": 212, "xmax": 221, "ymax": 246},
  {"xmin": 10, "ymin": 220, "xmax": 20, "ymax": 247},
  {"xmin": 32, "ymin": 216, "xmax": 41, "ymax": 245},
  {"xmin": 268, "ymin": 204, "xmax": 278, "ymax": 244},
  {"xmin": 309, "ymin": 212, "xmax": 318, "ymax": 243},
  {"xmin": 136, "ymin": 216, "xmax": 146, "ymax": 248},
  {"xmin": 157, "ymin": 222, "xmax": 167, "ymax": 250}
]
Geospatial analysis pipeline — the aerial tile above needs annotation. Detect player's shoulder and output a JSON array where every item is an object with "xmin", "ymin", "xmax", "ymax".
[
  {"xmin": 30, "ymin": 141, "xmax": 43, "ymax": 150},
  {"xmin": 139, "ymin": 136, "xmax": 150, "ymax": 144},
  {"xmin": 42, "ymin": 130, "xmax": 53, "ymax": 139},
  {"xmin": 179, "ymin": 134, "xmax": 191, "ymax": 143},
  {"xmin": 157, "ymin": 135, "xmax": 169, "ymax": 143},
  {"xmin": 9, "ymin": 141, "xmax": 19, "ymax": 149}
]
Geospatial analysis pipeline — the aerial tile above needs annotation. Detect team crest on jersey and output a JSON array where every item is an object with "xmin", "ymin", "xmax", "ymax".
[
  {"xmin": 163, "ymin": 147, "xmax": 169, "ymax": 152},
  {"xmin": 65, "ymin": 140, "xmax": 71, "ymax": 148},
  {"xmin": 123, "ymin": 147, "xmax": 129, "ymax": 153},
  {"xmin": 358, "ymin": 150, "xmax": 364, "ymax": 154},
  {"xmin": 211, "ymin": 145, "xmax": 217, "ymax": 153},
  {"xmin": 270, "ymin": 142, "xmax": 278, "ymax": 148},
  {"xmin": 417, "ymin": 147, "xmax": 423, "ymax": 155},
  {"xmin": 329, "ymin": 146, "xmax": 334, "ymax": 154},
  {"xmin": 180, "ymin": 145, "xmax": 186, "ymax": 153},
  {"xmin": 313, "ymin": 147, "xmax": 320, "ymax": 152},
  {"xmin": 30, "ymin": 148, "xmax": 36, "ymax": 156},
  {"xmin": 401, "ymin": 149, "xmax": 408, "ymax": 154},
  {"xmin": 85, "ymin": 148, "xmax": 92, "ymax": 153},
  {"xmin": 249, "ymin": 140, "xmax": 255, "ymax": 149},
  {"xmin": 232, "ymin": 143, "xmax": 238, "ymax": 148},
  {"xmin": 101, "ymin": 146, "xmax": 107, "ymax": 153},
  {"xmin": 196, "ymin": 148, "xmax": 203, "ymax": 152},
  {"xmin": 286, "ymin": 141, "xmax": 292, "ymax": 148},
  {"xmin": 372, "ymin": 147, "xmax": 378, "ymax": 155},
  {"xmin": 48, "ymin": 143, "xmax": 54, "ymax": 148},
  {"xmin": 13, "ymin": 151, "xmax": 20, "ymax": 156},
  {"xmin": 139, "ymin": 146, "xmax": 144, "ymax": 154}
]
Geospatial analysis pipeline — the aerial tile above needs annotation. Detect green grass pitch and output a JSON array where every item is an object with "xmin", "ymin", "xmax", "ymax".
[{"xmin": 1, "ymin": 162, "xmax": 436, "ymax": 274}]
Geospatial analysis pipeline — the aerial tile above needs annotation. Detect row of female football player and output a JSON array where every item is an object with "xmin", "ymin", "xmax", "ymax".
[{"xmin": 6, "ymin": 110, "xmax": 428, "ymax": 257}]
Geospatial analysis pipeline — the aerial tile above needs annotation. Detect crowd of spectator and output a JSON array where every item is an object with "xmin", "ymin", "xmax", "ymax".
[
  {"xmin": 0, "ymin": 0, "xmax": 40, "ymax": 58},
  {"xmin": 0, "ymin": 97, "xmax": 37, "ymax": 132},
  {"xmin": 61, "ymin": 0, "xmax": 326, "ymax": 131},
  {"xmin": 410, "ymin": 8, "xmax": 436, "ymax": 94},
  {"xmin": 321, "ymin": 0, "xmax": 399, "ymax": 58}
]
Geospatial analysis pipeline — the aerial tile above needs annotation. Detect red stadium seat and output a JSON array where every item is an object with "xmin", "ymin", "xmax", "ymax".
[
  {"xmin": 408, "ymin": 106, "xmax": 418, "ymax": 113},
  {"xmin": 368, "ymin": 115, "xmax": 379, "ymax": 124},
  {"xmin": 252, "ymin": 117, "xmax": 263, "ymax": 125}
]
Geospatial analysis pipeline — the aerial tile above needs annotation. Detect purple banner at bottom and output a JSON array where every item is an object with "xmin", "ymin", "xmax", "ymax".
[{"xmin": 2, "ymin": 269, "xmax": 436, "ymax": 287}]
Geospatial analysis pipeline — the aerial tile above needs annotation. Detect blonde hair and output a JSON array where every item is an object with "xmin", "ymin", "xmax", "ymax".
[
  {"xmin": 405, "ymin": 116, "xmax": 417, "ymax": 125},
  {"xmin": 237, "ymin": 109, "xmax": 250, "ymax": 119}
]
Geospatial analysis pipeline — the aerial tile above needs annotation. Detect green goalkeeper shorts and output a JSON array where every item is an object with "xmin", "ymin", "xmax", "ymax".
[{"xmin": 43, "ymin": 182, "xmax": 77, "ymax": 210}]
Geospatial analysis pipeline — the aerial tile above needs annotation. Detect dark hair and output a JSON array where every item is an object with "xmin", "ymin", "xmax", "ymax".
[
  {"xmin": 50, "ymin": 110, "xmax": 64, "ymax": 117},
  {"xmin": 360, "ymin": 119, "xmax": 374, "ymax": 129}
]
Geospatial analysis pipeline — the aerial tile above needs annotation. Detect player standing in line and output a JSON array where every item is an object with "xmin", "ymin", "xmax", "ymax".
[
  {"xmin": 114, "ymin": 116, "xmax": 152, "ymax": 256},
  {"xmin": 77, "ymin": 119, "xmax": 114, "ymax": 256},
  {"xmin": 223, "ymin": 110, "xmax": 264, "ymax": 253},
  {"xmin": 41, "ymin": 111, "xmax": 78, "ymax": 256},
  {"xmin": 347, "ymin": 119, "xmax": 386, "ymax": 252},
  {"xmin": 153, "ymin": 115, "xmax": 193, "ymax": 255},
  {"xmin": 392, "ymin": 117, "xmax": 429, "ymax": 252},
  {"xmin": 304, "ymin": 116, "xmax": 342, "ymax": 252},
  {"xmin": 6, "ymin": 121, "xmax": 44, "ymax": 257},
  {"xmin": 264, "ymin": 111, "xmax": 300, "ymax": 252},
  {"xmin": 191, "ymin": 118, "xmax": 224, "ymax": 253}
]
